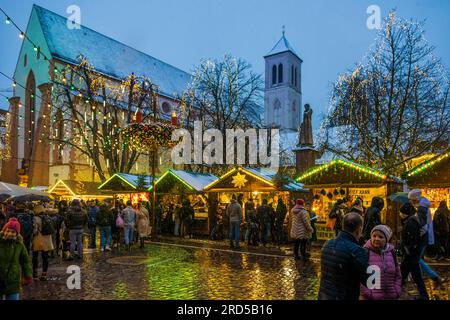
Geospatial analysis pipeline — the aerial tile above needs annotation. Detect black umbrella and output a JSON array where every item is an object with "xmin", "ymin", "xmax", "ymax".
[
  {"xmin": 9, "ymin": 193, "xmax": 52, "ymax": 203},
  {"xmin": 388, "ymin": 192, "xmax": 409, "ymax": 205},
  {"xmin": 0, "ymin": 193, "xmax": 11, "ymax": 202}
]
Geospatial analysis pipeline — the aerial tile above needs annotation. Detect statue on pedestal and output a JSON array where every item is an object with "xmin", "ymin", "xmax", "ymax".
[{"xmin": 299, "ymin": 103, "xmax": 313, "ymax": 147}]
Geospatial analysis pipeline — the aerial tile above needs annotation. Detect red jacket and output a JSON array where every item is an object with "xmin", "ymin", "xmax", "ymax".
[{"xmin": 360, "ymin": 240, "xmax": 402, "ymax": 300}]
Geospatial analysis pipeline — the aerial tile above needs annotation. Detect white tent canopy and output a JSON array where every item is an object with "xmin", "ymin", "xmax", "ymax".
[{"xmin": 0, "ymin": 181, "xmax": 50, "ymax": 197}]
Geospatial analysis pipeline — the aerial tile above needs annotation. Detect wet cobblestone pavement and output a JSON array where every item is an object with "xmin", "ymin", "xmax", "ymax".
[{"xmin": 22, "ymin": 237, "xmax": 449, "ymax": 300}]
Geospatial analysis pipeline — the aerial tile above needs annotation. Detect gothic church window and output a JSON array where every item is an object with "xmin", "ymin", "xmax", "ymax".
[
  {"xmin": 273, "ymin": 99, "xmax": 281, "ymax": 124},
  {"xmin": 295, "ymin": 67, "xmax": 298, "ymax": 87},
  {"xmin": 278, "ymin": 64, "xmax": 283, "ymax": 83},
  {"xmin": 272, "ymin": 65, "xmax": 277, "ymax": 85},
  {"xmin": 291, "ymin": 65, "xmax": 294, "ymax": 85}
]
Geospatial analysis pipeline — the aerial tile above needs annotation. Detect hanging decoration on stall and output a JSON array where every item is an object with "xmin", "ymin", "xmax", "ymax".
[
  {"xmin": 320, "ymin": 189, "xmax": 326, "ymax": 196},
  {"xmin": 340, "ymin": 189, "xmax": 346, "ymax": 195},
  {"xmin": 121, "ymin": 121, "xmax": 177, "ymax": 152},
  {"xmin": 333, "ymin": 188, "xmax": 339, "ymax": 196},
  {"xmin": 327, "ymin": 192, "xmax": 333, "ymax": 199},
  {"xmin": 232, "ymin": 172, "xmax": 248, "ymax": 189}
]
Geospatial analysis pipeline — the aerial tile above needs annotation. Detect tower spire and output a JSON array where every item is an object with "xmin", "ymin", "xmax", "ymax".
[{"xmin": 282, "ymin": 25, "xmax": 285, "ymax": 37}]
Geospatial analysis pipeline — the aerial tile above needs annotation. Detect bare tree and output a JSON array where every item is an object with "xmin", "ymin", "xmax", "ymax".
[
  {"xmin": 179, "ymin": 54, "xmax": 264, "ymax": 173},
  {"xmin": 51, "ymin": 56, "xmax": 158, "ymax": 181},
  {"xmin": 319, "ymin": 12, "xmax": 450, "ymax": 175}
]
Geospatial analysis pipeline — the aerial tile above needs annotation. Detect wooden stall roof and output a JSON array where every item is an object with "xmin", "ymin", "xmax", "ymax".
[
  {"xmin": 48, "ymin": 180, "xmax": 104, "ymax": 197},
  {"xmin": 97, "ymin": 173, "xmax": 154, "ymax": 192},
  {"xmin": 296, "ymin": 159, "xmax": 404, "ymax": 188},
  {"xmin": 148, "ymin": 169, "xmax": 218, "ymax": 194},
  {"xmin": 403, "ymin": 150, "xmax": 450, "ymax": 188},
  {"xmin": 204, "ymin": 166, "xmax": 308, "ymax": 193}
]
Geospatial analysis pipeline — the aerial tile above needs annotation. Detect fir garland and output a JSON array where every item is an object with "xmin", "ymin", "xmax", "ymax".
[{"xmin": 121, "ymin": 122, "xmax": 177, "ymax": 151}]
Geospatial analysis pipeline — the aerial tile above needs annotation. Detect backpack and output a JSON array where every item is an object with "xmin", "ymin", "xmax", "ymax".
[
  {"xmin": 88, "ymin": 207, "xmax": 98, "ymax": 226},
  {"xmin": 17, "ymin": 213, "xmax": 33, "ymax": 238},
  {"xmin": 41, "ymin": 215, "xmax": 55, "ymax": 236},
  {"xmin": 96, "ymin": 209, "xmax": 110, "ymax": 226}
]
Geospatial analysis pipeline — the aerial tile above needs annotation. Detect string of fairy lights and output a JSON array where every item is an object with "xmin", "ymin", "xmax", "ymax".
[
  {"xmin": 405, "ymin": 151, "xmax": 450, "ymax": 178},
  {"xmin": 316, "ymin": 11, "xmax": 450, "ymax": 175},
  {"xmin": 296, "ymin": 158, "xmax": 389, "ymax": 182},
  {"xmin": 0, "ymin": 6, "xmax": 176, "ymax": 170}
]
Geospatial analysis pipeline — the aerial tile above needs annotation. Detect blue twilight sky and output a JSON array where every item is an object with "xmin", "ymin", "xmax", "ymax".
[{"xmin": 0, "ymin": 0, "xmax": 449, "ymax": 131}]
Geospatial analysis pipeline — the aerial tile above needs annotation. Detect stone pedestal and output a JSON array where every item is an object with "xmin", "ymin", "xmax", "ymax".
[
  {"xmin": 294, "ymin": 147, "xmax": 318, "ymax": 175},
  {"xmin": 0, "ymin": 97, "xmax": 21, "ymax": 184}
]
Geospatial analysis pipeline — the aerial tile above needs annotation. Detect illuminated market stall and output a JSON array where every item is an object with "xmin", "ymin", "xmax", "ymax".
[
  {"xmin": 204, "ymin": 166, "xmax": 308, "ymax": 221},
  {"xmin": 97, "ymin": 173, "xmax": 153, "ymax": 204},
  {"xmin": 48, "ymin": 179, "xmax": 111, "ymax": 201},
  {"xmin": 296, "ymin": 159, "xmax": 404, "ymax": 240},
  {"xmin": 403, "ymin": 149, "xmax": 450, "ymax": 212},
  {"xmin": 148, "ymin": 169, "xmax": 218, "ymax": 234}
]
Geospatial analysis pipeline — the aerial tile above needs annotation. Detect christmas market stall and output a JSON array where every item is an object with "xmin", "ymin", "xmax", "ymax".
[
  {"xmin": 403, "ymin": 149, "xmax": 450, "ymax": 212},
  {"xmin": 204, "ymin": 166, "xmax": 308, "ymax": 222},
  {"xmin": 148, "ymin": 169, "xmax": 218, "ymax": 235},
  {"xmin": 296, "ymin": 159, "xmax": 404, "ymax": 240},
  {"xmin": 48, "ymin": 179, "xmax": 111, "ymax": 201},
  {"xmin": 97, "ymin": 173, "xmax": 153, "ymax": 204}
]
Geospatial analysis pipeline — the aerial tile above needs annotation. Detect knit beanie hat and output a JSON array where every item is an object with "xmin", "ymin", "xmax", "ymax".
[
  {"xmin": 408, "ymin": 189, "xmax": 422, "ymax": 201},
  {"xmin": 2, "ymin": 217, "xmax": 21, "ymax": 234},
  {"xmin": 371, "ymin": 224, "xmax": 392, "ymax": 241},
  {"xmin": 296, "ymin": 199, "xmax": 305, "ymax": 206}
]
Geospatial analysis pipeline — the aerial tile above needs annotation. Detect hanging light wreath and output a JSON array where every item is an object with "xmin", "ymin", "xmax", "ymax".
[{"xmin": 121, "ymin": 122, "xmax": 177, "ymax": 151}]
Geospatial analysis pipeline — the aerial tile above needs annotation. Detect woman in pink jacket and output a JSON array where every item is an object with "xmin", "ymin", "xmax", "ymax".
[{"xmin": 360, "ymin": 224, "xmax": 402, "ymax": 300}]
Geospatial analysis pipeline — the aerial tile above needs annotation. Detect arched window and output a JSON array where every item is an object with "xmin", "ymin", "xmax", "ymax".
[
  {"xmin": 272, "ymin": 65, "xmax": 277, "ymax": 85},
  {"xmin": 161, "ymin": 101, "xmax": 171, "ymax": 114},
  {"xmin": 291, "ymin": 65, "xmax": 294, "ymax": 85},
  {"xmin": 36, "ymin": 46, "xmax": 41, "ymax": 60},
  {"xmin": 24, "ymin": 54, "xmax": 27, "ymax": 67},
  {"xmin": 273, "ymin": 99, "xmax": 281, "ymax": 124},
  {"xmin": 24, "ymin": 71, "xmax": 36, "ymax": 165},
  {"xmin": 295, "ymin": 67, "xmax": 298, "ymax": 87},
  {"xmin": 278, "ymin": 64, "xmax": 283, "ymax": 83}
]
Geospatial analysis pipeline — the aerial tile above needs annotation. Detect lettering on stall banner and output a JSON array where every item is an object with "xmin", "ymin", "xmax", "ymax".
[{"xmin": 349, "ymin": 189, "xmax": 371, "ymax": 195}]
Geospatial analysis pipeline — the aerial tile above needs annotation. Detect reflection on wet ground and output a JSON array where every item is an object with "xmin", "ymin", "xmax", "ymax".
[{"xmin": 22, "ymin": 240, "xmax": 449, "ymax": 300}]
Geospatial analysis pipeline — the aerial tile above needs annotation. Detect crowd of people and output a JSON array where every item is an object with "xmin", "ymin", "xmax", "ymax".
[
  {"xmin": 319, "ymin": 188, "xmax": 448, "ymax": 300},
  {"xmin": 0, "ymin": 198, "xmax": 153, "ymax": 300},
  {"xmin": 1, "ymin": 188, "xmax": 448, "ymax": 300},
  {"xmin": 209, "ymin": 195, "xmax": 318, "ymax": 252}
]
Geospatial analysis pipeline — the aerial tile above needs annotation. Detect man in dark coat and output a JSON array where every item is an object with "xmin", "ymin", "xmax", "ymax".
[
  {"xmin": 362, "ymin": 197, "xmax": 384, "ymax": 241},
  {"xmin": 399, "ymin": 203, "xmax": 429, "ymax": 300},
  {"xmin": 318, "ymin": 212, "xmax": 369, "ymax": 300},
  {"xmin": 257, "ymin": 199, "xmax": 272, "ymax": 246},
  {"xmin": 433, "ymin": 200, "xmax": 450, "ymax": 259}
]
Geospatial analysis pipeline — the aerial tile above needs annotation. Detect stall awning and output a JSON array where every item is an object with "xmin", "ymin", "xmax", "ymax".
[
  {"xmin": 204, "ymin": 167, "xmax": 308, "ymax": 192},
  {"xmin": 148, "ymin": 169, "xmax": 218, "ymax": 193},
  {"xmin": 296, "ymin": 159, "xmax": 404, "ymax": 187},
  {"xmin": 49, "ymin": 180, "xmax": 106, "ymax": 197},
  {"xmin": 0, "ymin": 181, "xmax": 50, "ymax": 197},
  {"xmin": 403, "ymin": 150, "xmax": 450, "ymax": 188},
  {"xmin": 97, "ymin": 173, "xmax": 154, "ymax": 192}
]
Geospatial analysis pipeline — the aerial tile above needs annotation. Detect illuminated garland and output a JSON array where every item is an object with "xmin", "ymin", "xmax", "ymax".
[
  {"xmin": 296, "ymin": 159, "xmax": 387, "ymax": 182},
  {"xmin": 406, "ymin": 151, "xmax": 450, "ymax": 177},
  {"xmin": 121, "ymin": 122, "xmax": 177, "ymax": 152},
  {"xmin": 0, "ymin": 111, "xmax": 11, "ymax": 160}
]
